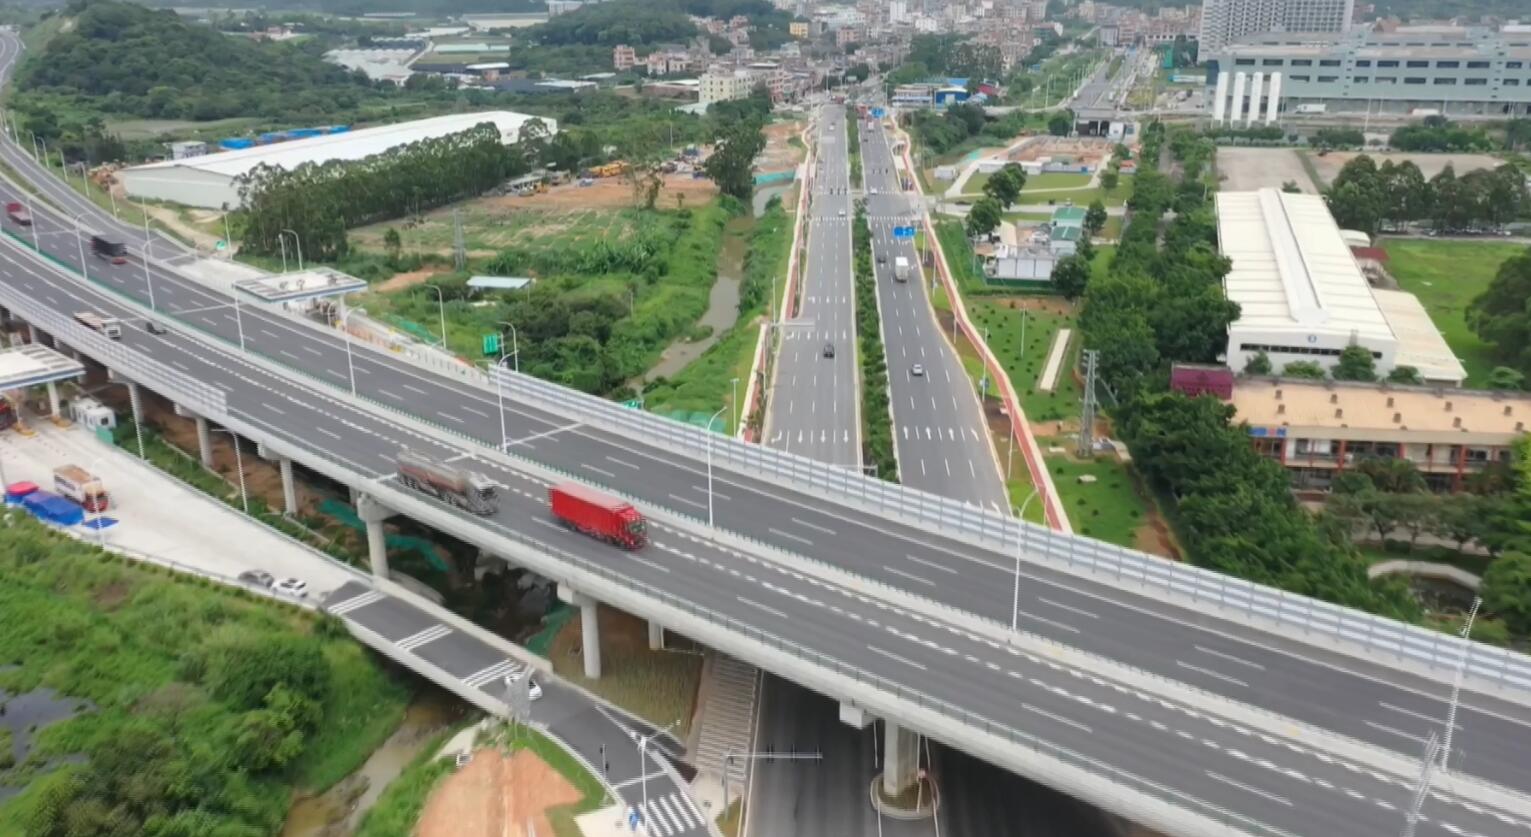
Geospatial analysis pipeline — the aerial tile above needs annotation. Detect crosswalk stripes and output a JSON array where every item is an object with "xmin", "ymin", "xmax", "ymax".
[
  {"xmin": 638, "ymin": 791, "xmax": 704, "ymax": 836},
  {"xmin": 394, "ymin": 624, "xmax": 452, "ymax": 652},
  {"xmin": 462, "ymin": 658, "xmax": 525, "ymax": 689},
  {"xmin": 327, "ymin": 590, "xmax": 384, "ymax": 615}
]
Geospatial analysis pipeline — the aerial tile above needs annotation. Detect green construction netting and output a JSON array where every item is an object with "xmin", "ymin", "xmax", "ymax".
[
  {"xmin": 319, "ymin": 498, "xmax": 448, "ymax": 572},
  {"xmin": 525, "ymin": 604, "xmax": 576, "ymax": 658}
]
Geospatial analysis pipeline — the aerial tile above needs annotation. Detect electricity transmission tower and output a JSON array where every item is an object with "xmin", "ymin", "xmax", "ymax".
[{"xmin": 1077, "ymin": 349, "xmax": 1099, "ymax": 458}]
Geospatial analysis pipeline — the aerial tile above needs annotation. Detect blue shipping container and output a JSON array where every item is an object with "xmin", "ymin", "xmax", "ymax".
[
  {"xmin": 22, "ymin": 490, "xmax": 84, "ymax": 526},
  {"xmin": 220, "ymin": 138, "xmax": 256, "ymax": 150},
  {"xmin": 328, "ymin": 125, "xmax": 351, "ymax": 134},
  {"xmin": 288, "ymin": 128, "xmax": 322, "ymax": 139}
]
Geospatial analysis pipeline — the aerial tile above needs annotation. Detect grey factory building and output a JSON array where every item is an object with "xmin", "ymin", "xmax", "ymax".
[{"xmin": 1206, "ymin": 26, "xmax": 1531, "ymax": 122}]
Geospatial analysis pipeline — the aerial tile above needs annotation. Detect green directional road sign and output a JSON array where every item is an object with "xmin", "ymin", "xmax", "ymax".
[
  {"xmin": 482, "ymin": 333, "xmax": 501, "ymax": 356},
  {"xmin": 214, "ymin": 239, "xmax": 228, "ymax": 251},
  {"xmin": 621, "ymin": 399, "xmax": 643, "ymax": 410}
]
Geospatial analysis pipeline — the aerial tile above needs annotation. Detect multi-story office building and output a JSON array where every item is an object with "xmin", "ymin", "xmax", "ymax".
[
  {"xmin": 1206, "ymin": 26, "xmax": 1531, "ymax": 120},
  {"xmin": 1199, "ymin": 0, "xmax": 1353, "ymax": 54}
]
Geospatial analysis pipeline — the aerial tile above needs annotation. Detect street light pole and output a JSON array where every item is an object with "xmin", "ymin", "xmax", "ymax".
[
  {"xmin": 280, "ymin": 228, "xmax": 304, "ymax": 271},
  {"xmin": 499, "ymin": 321, "xmax": 519, "ymax": 373},
  {"xmin": 1012, "ymin": 488, "xmax": 1039, "ymax": 632},
  {"xmin": 1440, "ymin": 596, "xmax": 1480, "ymax": 771},
  {"xmin": 423, "ymin": 284, "xmax": 447, "ymax": 348},
  {"xmin": 707, "ymin": 404, "xmax": 728, "ymax": 528},
  {"xmin": 341, "ymin": 306, "xmax": 368, "ymax": 396},
  {"xmin": 731, "ymin": 376, "xmax": 740, "ymax": 435},
  {"xmin": 494, "ymin": 355, "xmax": 513, "ymax": 450},
  {"xmin": 637, "ymin": 720, "xmax": 680, "ymax": 834},
  {"xmin": 72, "ymin": 213, "xmax": 89, "ymax": 281}
]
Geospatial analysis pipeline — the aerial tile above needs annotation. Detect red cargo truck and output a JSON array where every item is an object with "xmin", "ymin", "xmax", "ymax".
[
  {"xmin": 548, "ymin": 482, "xmax": 647, "ymax": 549},
  {"xmin": 5, "ymin": 201, "xmax": 29, "ymax": 226}
]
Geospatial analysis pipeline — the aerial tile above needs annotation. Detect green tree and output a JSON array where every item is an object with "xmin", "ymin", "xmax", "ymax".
[
  {"xmin": 1100, "ymin": 169, "xmax": 1120, "ymax": 192},
  {"xmin": 1047, "ymin": 111, "xmax": 1073, "ymax": 137},
  {"xmin": 1482, "ymin": 552, "xmax": 1531, "ymax": 636},
  {"xmin": 1244, "ymin": 351, "xmax": 1272, "ymax": 375},
  {"xmin": 1333, "ymin": 343, "xmax": 1377, "ymax": 381},
  {"xmin": 1051, "ymin": 254, "xmax": 1090, "ymax": 300},
  {"xmin": 1355, "ymin": 456, "xmax": 1426, "ymax": 493},
  {"xmin": 1489, "ymin": 366, "xmax": 1527, "ymax": 390},
  {"xmin": 383, "ymin": 227, "xmax": 402, "ymax": 264},
  {"xmin": 1386, "ymin": 365, "xmax": 1424, "ymax": 385},
  {"xmin": 965, "ymin": 196, "xmax": 1003, "ymax": 238},
  {"xmin": 1281, "ymin": 360, "xmax": 1326, "ymax": 379},
  {"xmin": 1084, "ymin": 200, "xmax": 1107, "ymax": 236},
  {"xmin": 703, "ymin": 120, "xmax": 767, "ymax": 201},
  {"xmin": 983, "ymin": 163, "xmax": 1026, "ymax": 207}
]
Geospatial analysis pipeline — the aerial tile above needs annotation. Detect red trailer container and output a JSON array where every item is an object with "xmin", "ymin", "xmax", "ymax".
[{"xmin": 548, "ymin": 482, "xmax": 647, "ymax": 549}]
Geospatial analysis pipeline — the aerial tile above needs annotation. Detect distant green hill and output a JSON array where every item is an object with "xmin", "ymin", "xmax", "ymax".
[{"xmin": 17, "ymin": 0, "xmax": 378, "ymax": 122}]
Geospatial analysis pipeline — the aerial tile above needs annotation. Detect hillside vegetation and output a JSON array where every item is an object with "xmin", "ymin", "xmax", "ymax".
[
  {"xmin": 0, "ymin": 511, "xmax": 410, "ymax": 835},
  {"xmin": 15, "ymin": 0, "xmax": 378, "ymax": 125}
]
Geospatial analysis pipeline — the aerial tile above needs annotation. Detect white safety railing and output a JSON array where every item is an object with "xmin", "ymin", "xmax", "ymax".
[{"xmin": 488, "ymin": 366, "xmax": 1531, "ymax": 694}]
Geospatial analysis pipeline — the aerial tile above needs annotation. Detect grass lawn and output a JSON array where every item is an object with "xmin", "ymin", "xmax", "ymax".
[
  {"xmin": 1019, "ymin": 175, "xmax": 1135, "ymax": 207},
  {"xmin": 968, "ymin": 298, "xmax": 1081, "ymax": 424},
  {"xmin": 1039, "ymin": 440, "xmax": 1154, "ymax": 548},
  {"xmin": 1382, "ymin": 239, "xmax": 1525, "ymax": 387},
  {"xmin": 1022, "ymin": 172, "xmax": 1093, "ymax": 191},
  {"xmin": 550, "ymin": 606, "xmax": 700, "ymax": 738},
  {"xmin": 353, "ymin": 204, "xmax": 648, "ymax": 259}
]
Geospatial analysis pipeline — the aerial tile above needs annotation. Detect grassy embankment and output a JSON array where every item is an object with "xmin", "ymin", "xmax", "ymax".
[
  {"xmin": 1381, "ymin": 239, "xmax": 1525, "ymax": 387},
  {"xmin": 0, "ymin": 512, "xmax": 410, "ymax": 835},
  {"xmin": 642, "ymin": 196, "xmax": 794, "ymax": 435}
]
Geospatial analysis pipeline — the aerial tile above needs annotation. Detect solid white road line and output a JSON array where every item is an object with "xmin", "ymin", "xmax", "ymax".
[
  {"xmin": 1036, "ymin": 596, "xmax": 1099, "ymax": 619},
  {"xmin": 790, "ymin": 516, "xmax": 836, "ymax": 535},
  {"xmin": 906, "ymin": 553, "xmax": 958, "ymax": 575}
]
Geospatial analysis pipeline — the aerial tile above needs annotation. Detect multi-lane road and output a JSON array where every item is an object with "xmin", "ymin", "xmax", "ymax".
[
  {"xmin": 762, "ymin": 105, "xmax": 859, "ymax": 468},
  {"xmin": 858, "ymin": 110, "xmax": 1007, "ymax": 511},
  {"xmin": 1, "ymin": 63, "xmax": 1530, "ymax": 833}
]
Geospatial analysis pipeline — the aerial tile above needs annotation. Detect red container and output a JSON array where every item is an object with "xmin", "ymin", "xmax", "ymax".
[{"xmin": 548, "ymin": 482, "xmax": 647, "ymax": 549}]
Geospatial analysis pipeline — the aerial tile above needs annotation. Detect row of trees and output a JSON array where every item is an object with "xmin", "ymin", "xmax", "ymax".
[
  {"xmin": 1389, "ymin": 115, "xmax": 1495, "ymax": 153},
  {"xmin": 1325, "ymin": 154, "xmax": 1529, "ymax": 235},
  {"xmin": 239, "ymin": 121, "xmax": 529, "ymax": 260},
  {"xmin": 853, "ymin": 200, "xmax": 898, "ymax": 480},
  {"xmin": 1466, "ymin": 247, "xmax": 1531, "ymax": 382}
]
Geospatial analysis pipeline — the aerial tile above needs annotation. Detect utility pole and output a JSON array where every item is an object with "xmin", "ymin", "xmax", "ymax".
[
  {"xmin": 1077, "ymin": 348, "xmax": 1099, "ymax": 458},
  {"xmin": 1440, "ymin": 596, "xmax": 1480, "ymax": 771},
  {"xmin": 1401, "ymin": 732, "xmax": 1443, "ymax": 837},
  {"xmin": 452, "ymin": 208, "xmax": 466, "ymax": 272}
]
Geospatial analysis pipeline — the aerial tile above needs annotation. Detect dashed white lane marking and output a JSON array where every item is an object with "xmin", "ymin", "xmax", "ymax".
[
  {"xmin": 402, "ymin": 383, "xmax": 427, "ymax": 394},
  {"xmin": 316, "ymin": 426, "xmax": 341, "ymax": 440},
  {"xmin": 1195, "ymin": 645, "xmax": 1267, "ymax": 671},
  {"xmin": 790, "ymin": 516, "xmax": 837, "ymax": 535},
  {"xmin": 1022, "ymin": 702, "xmax": 1093, "ymax": 734},
  {"xmin": 867, "ymin": 644, "xmax": 928, "ymax": 671},
  {"xmin": 883, "ymin": 565, "xmax": 935, "ymax": 587},
  {"xmin": 1013, "ymin": 608, "xmax": 1081, "ymax": 634},
  {"xmin": 459, "ymin": 404, "xmax": 490, "ymax": 418},
  {"xmin": 263, "ymin": 402, "xmax": 285, "ymax": 415},
  {"xmin": 606, "ymin": 455, "xmax": 639, "ymax": 470},
  {"xmin": 1036, "ymin": 596, "xmax": 1099, "ymax": 619},
  {"xmin": 581, "ymin": 463, "xmax": 615, "ymax": 478},
  {"xmin": 1176, "ymin": 661, "xmax": 1249, "ymax": 689},
  {"xmin": 1364, "ymin": 720, "xmax": 1430, "ymax": 745},
  {"xmin": 441, "ymin": 412, "xmax": 464, "ymax": 424},
  {"xmin": 1379, "ymin": 701, "xmax": 1461, "ymax": 730},
  {"xmin": 379, "ymin": 389, "xmax": 402, "ymax": 400},
  {"xmin": 1206, "ymin": 771, "xmax": 1292, "ymax": 807},
  {"xmin": 906, "ymin": 553, "xmax": 958, "ymax": 575},
  {"xmin": 737, "ymin": 596, "xmax": 790, "ymax": 621},
  {"xmin": 767, "ymin": 527, "xmax": 813, "ymax": 546}
]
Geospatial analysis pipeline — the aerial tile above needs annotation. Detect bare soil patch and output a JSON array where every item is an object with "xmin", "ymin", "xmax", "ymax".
[
  {"xmin": 501, "ymin": 174, "xmax": 718, "ymax": 212},
  {"xmin": 416, "ymin": 748, "xmax": 581, "ymax": 837},
  {"xmin": 374, "ymin": 268, "xmax": 447, "ymax": 293}
]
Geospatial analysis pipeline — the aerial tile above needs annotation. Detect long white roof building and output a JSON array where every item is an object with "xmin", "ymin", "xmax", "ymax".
[
  {"xmin": 120, "ymin": 111, "xmax": 555, "ymax": 210},
  {"xmin": 1216, "ymin": 188, "xmax": 1465, "ymax": 385}
]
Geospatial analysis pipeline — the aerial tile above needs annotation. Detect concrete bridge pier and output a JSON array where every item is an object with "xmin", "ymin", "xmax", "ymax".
[
  {"xmin": 355, "ymin": 493, "xmax": 394, "ymax": 580},
  {"xmin": 44, "ymin": 380, "xmax": 61, "ymax": 420},
  {"xmin": 648, "ymin": 619, "xmax": 664, "ymax": 650},
  {"xmin": 881, "ymin": 721, "xmax": 920, "ymax": 798},
  {"xmin": 256, "ymin": 442, "xmax": 298, "ymax": 516},
  {"xmin": 556, "ymin": 583, "xmax": 602, "ymax": 679},
  {"xmin": 171, "ymin": 404, "xmax": 214, "ymax": 468}
]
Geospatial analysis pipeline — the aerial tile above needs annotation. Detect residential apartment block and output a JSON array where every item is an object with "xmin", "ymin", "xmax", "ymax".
[{"xmin": 1199, "ymin": 0, "xmax": 1353, "ymax": 53}]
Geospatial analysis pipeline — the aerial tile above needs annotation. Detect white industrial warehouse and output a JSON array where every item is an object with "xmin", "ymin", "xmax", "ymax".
[
  {"xmin": 1216, "ymin": 188, "xmax": 1465, "ymax": 386},
  {"xmin": 119, "ymin": 111, "xmax": 556, "ymax": 209}
]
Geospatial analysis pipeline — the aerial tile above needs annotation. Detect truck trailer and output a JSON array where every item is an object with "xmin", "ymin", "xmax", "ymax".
[
  {"xmin": 548, "ymin": 482, "xmax": 647, "ymax": 549},
  {"xmin": 54, "ymin": 465, "xmax": 109, "ymax": 513},
  {"xmin": 73, "ymin": 311, "xmax": 123, "ymax": 339},
  {"xmin": 90, "ymin": 236, "xmax": 128, "ymax": 265},
  {"xmin": 893, "ymin": 256, "xmax": 910, "ymax": 282},
  {"xmin": 5, "ymin": 201, "xmax": 30, "ymax": 226},
  {"xmin": 396, "ymin": 449, "xmax": 499, "ymax": 515}
]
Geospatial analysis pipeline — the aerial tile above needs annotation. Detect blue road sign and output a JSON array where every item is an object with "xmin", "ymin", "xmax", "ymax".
[
  {"xmin": 872, "ymin": 107, "xmax": 886, "ymax": 118},
  {"xmin": 893, "ymin": 226, "xmax": 916, "ymax": 239}
]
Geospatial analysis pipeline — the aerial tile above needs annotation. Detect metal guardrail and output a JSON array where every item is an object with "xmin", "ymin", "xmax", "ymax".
[{"xmin": 488, "ymin": 366, "xmax": 1531, "ymax": 694}]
